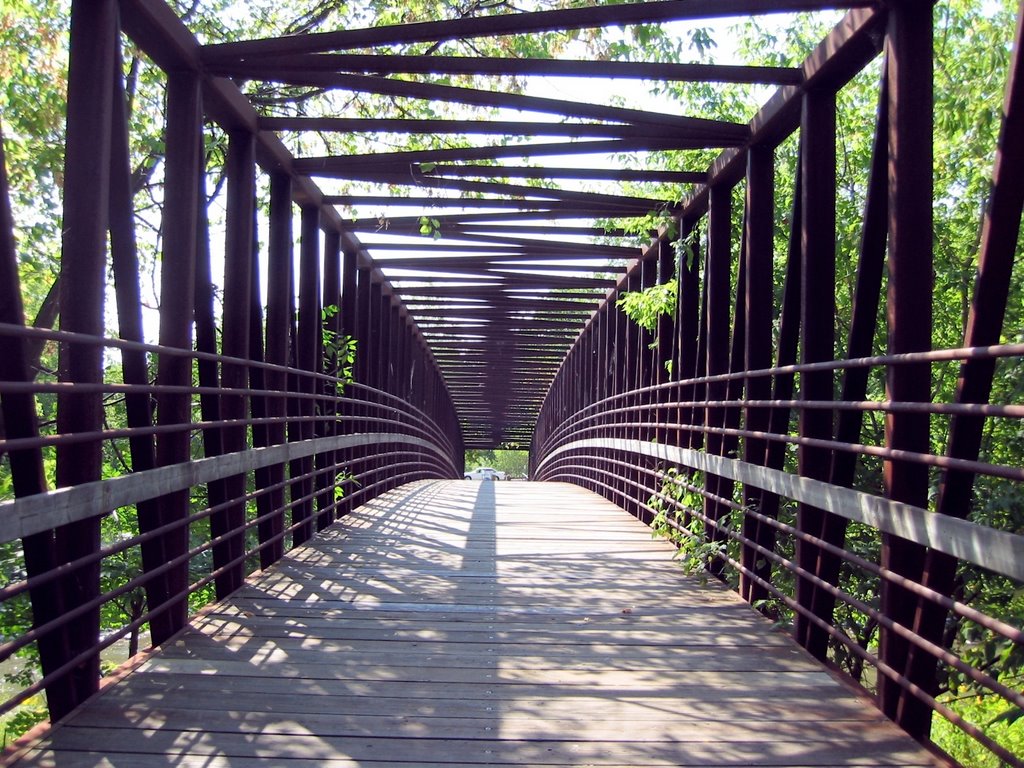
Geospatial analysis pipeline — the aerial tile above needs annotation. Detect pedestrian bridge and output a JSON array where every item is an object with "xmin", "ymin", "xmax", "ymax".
[
  {"xmin": 6, "ymin": 481, "xmax": 937, "ymax": 767},
  {"xmin": 1, "ymin": 0, "xmax": 1023, "ymax": 766}
]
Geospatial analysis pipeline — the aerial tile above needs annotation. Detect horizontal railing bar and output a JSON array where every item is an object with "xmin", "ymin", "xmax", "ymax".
[
  {"xmin": 0, "ymin": 411, "xmax": 445, "ymax": 456},
  {"xmin": 535, "ymin": 341, "xmax": 1024, "ymax": 454},
  {"xmin": 536, "ymin": 437, "xmax": 1024, "ymax": 581},
  {"xmin": 0, "ymin": 324, "xmax": 454, "ymax": 453},
  {"xmin": 0, "ymin": 432, "xmax": 455, "ymax": 544},
  {"xmin": 543, "ymin": 416, "xmax": 1024, "ymax": 483}
]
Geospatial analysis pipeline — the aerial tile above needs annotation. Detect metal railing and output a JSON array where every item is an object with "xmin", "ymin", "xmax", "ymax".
[
  {"xmin": 0, "ymin": 323, "xmax": 460, "ymax": 724},
  {"xmin": 532, "ymin": 4, "xmax": 1024, "ymax": 763}
]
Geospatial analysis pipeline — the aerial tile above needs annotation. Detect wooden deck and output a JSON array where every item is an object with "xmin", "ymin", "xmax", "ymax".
[{"xmin": 8, "ymin": 480, "xmax": 940, "ymax": 767}]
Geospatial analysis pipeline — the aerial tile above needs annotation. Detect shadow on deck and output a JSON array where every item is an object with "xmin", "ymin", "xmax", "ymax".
[{"xmin": 6, "ymin": 480, "xmax": 939, "ymax": 767}]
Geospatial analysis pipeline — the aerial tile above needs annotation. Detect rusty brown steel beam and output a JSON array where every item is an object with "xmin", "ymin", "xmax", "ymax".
[
  {"xmin": 331, "ymin": 162, "xmax": 705, "ymax": 184},
  {"xmin": 327, "ymin": 195, "xmax": 660, "ymax": 213},
  {"xmin": 150, "ymin": 70, "xmax": 203, "ymax": 648},
  {"xmin": 812, "ymin": 67, "xmax": 889, "ymax": 664},
  {"xmin": 0, "ymin": 121, "xmax": 74, "ymax": 719},
  {"xmin": 209, "ymin": 130, "xmax": 255, "ymax": 598},
  {"xmin": 51, "ymin": 0, "xmax": 118, "ymax": 718},
  {"xmin": 259, "ymin": 117, "xmax": 648, "ymax": 138},
  {"xmin": 328, "ymin": 174, "xmax": 677, "ymax": 210},
  {"xmin": 202, "ymin": 0, "xmax": 871, "ymax": 59},
  {"xmin": 879, "ymin": 0, "xmax": 935, "ymax": 738},
  {"xmin": 297, "ymin": 138, "xmax": 722, "ymax": 176},
  {"xmin": 701, "ymin": 182, "xmax": 733, "ymax": 569},
  {"xmin": 226, "ymin": 54, "xmax": 801, "ymax": 84},
  {"xmin": 247, "ymin": 185, "xmax": 275, "ymax": 566},
  {"xmin": 258, "ymin": 172, "xmax": 293, "ymax": 567},
  {"xmin": 738, "ymin": 144, "xmax": 774, "ymax": 605},
  {"xmin": 909, "ymin": 1, "xmax": 1024, "ymax": 735},
  {"xmin": 381, "ymin": 260, "xmax": 626, "ymax": 275},
  {"xmin": 347, "ymin": 210, "xmax": 651, "ymax": 230},
  {"xmin": 253, "ymin": 71, "xmax": 746, "ymax": 136},
  {"xmin": 794, "ymin": 86, "xmax": 837, "ymax": 660}
]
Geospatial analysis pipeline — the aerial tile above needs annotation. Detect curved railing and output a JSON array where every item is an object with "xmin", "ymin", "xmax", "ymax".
[
  {"xmin": 533, "ymin": 341, "xmax": 1024, "ymax": 768},
  {"xmin": 0, "ymin": 323, "xmax": 461, "ymax": 727},
  {"xmin": 531, "ymin": 6, "xmax": 1024, "ymax": 758}
]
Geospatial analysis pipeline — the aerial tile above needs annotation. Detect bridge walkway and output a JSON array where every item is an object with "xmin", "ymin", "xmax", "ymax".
[{"xmin": 8, "ymin": 481, "xmax": 939, "ymax": 767}]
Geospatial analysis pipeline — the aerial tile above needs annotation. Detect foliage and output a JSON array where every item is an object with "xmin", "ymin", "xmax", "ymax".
[
  {"xmin": 333, "ymin": 468, "xmax": 360, "ymax": 504},
  {"xmin": 617, "ymin": 279, "xmax": 677, "ymax": 335},
  {"xmin": 464, "ymin": 449, "xmax": 528, "ymax": 478},
  {"xmin": 0, "ymin": 695, "xmax": 47, "ymax": 748},
  {"xmin": 418, "ymin": 216, "xmax": 443, "ymax": 240},
  {"xmin": 0, "ymin": 0, "xmax": 68, "ymax": 322},
  {"xmin": 930, "ymin": 682, "xmax": 1024, "ymax": 768},
  {"xmin": 648, "ymin": 469, "xmax": 727, "ymax": 582},
  {"xmin": 321, "ymin": 305, "xmax": 357, "ymax": 386}
]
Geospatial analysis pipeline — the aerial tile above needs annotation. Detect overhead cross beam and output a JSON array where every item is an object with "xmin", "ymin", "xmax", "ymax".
[
  {"xmin": 221, "ymin": 54, "xmax": 802, "ymax": 84},
  {"xmin": 202, "ymin": 0, "xmax": 872, "ymax": 58}
]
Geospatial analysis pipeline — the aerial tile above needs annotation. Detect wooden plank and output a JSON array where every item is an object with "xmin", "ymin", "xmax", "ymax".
[
  {"xmin": 21, "ymin": 729, "xmax": 936, "ymax": 766},
  {"xmin": 152, "ymin": 641, "xmax": 813, "ymax": 673},
  {"xmin": 64, "ymin": 707, "xmax": 906, "ymax": 740},
  {"xmin": 15, "ymin": 756, "xmax": 942, "ymax": 768},
  {"xmin": 87, "ymin": 682, "xmax": 888, "ymax": 722},
  {"xmin": 8, "ymin": 480, "xmax": 937, "ymax": 768}
]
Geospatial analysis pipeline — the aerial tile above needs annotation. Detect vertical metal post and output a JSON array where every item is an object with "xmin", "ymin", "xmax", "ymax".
[
  {"xmin": 194, "ymin": 157, "xmax": 222, "ymax": 464},
  {"xmin": 52, "ymin": 0, "xmax": 116, "ymax": 712},
  {"xmin": 209, "ymin": 130, "xmax": 255, "ymax": 597},
  {"xmin": 880, "ymin": 0, "xmax": 935, "ymax": 737},
  {"xmin": 247, "ymin": 182, "xmax": 272, "ymax": 567},
  {"xmin": 691, "ymin": 231, "xmax": 710, "ymax": 455},
  {"xmin": 150, "ymin": 69, "xmax": 203, "ymax": 646},
  {"xmin": 613, "ymin": 278, "xmax": 626, "ymax": 510},
  {"xmin": 911, "ymin": 4, "xmax": 1024, "ymax": 717},
  {"xmin": 108, "ymin": 33, "xmax": 155, "ymax": 480},
  {"xmin": 794, "ymin": 87, "xmax": 838, "ymax": 659},
  {"xmin": 703, "ymin": 183, "xmax": 732, "ymax": 560},
  {"xmin": 367, "ymin": 278, "xmax": 383, "ymax": 486},
  {"xmin": 0, "ymin": 121, "xmax": 73, "ymax": 716},
  {"xmin": 107, "ymin": 35, "xmax": 160, "ymax": 657},
  {"xmin": 711, "ymin": 223, "xmax": 747, "ymax": 577},
  {"xmin": 317, "ymin": 228, "xmax": 341, "ymax": 530},
  {"xmin": 259, "ymin": 172, "xmax": 293, "ymax": 564},
  {"xmin": 656, "ymin": 238, "xmax": 675, "ymax": 446},
  {"xmin": 740, "ymin": 146, "xmax": 774, "ymax": 603},
  {"xmin": 292, "ymin": 205, "xmax": 321, "ymax": 546},
  {"xmin": 675, "ymin": 219, "xmax": 700, "ymax": 451},
  {"xmin": 818, "ymin": 72, "xmax": 890, "ymax": 651},
  {"xmin": 339, "ymin": 244, "xmax": 358, "ymax": 502},
  {"xmin": 752, "ymin": 170, "xmax": 804, "ymax": 607},
  {"xmin": 636, "ymin": 258, "xmax": 657, "ymax": 520}
]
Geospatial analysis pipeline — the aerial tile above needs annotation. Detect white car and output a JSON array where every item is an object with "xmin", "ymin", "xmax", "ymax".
[{"xmin": 463, "ymin": 467, "xmax": 507, "ymax": 481}]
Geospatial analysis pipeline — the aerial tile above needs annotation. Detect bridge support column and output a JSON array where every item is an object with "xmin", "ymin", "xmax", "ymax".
[
  {"xmin": 208, "ymin": 130, "xmax": 255, "ymax": 598},
  {"xmin": 149, "ymin": 69, "xmax": 203, "ymax": 649},
  {"xmin": 794, "ymin": 86, "xmax": 838, "ymax": 660},
  {"xmin": 739, "ymin": 145, "xmax": 774, "ymax": 605},
  {"xmin": 703, "ymin": 183, "xmax": 733, "ymax": 575},
  {"xmin": 256, "ymin": 172, "xmax": 294, "ymax": 567},
  {"xmin": 318, "ymin": 229, "xmax": 342, "ymax": 528},
  {"xmin": 879, "ymin": 0, "xmax": 935, "ymax": 739}
]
